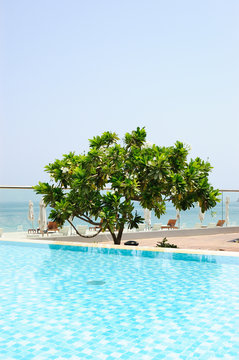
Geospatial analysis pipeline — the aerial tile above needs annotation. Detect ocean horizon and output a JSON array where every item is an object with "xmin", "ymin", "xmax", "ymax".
[{"xmin": 1, "ymin": 190, "xmax": 238, "ymax": 232}]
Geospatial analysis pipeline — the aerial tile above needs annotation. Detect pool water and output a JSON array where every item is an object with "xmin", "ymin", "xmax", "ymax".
[{"xmin": 1, "ymin": 242, "xmax": 239, "ymax": 359}]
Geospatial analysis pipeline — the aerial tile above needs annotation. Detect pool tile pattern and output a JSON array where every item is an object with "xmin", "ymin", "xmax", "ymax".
[{"xmin": 0, "ymin": 243, "xmax": 239, "ymax": 359}]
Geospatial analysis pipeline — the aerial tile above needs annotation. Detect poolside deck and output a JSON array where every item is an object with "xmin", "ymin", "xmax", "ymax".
[
  {"xmin": 2, "ymin": 227, "xmax": 239, "ymax": 253},
  {"xmin": 111, "ymin": 232, "xmax": 239, "ymax": 252}
]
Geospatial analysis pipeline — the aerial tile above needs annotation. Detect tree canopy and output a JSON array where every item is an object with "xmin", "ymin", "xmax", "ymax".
[{"xmin": 34, "ymin": 127, "xmax": 220, "ymax": 244}]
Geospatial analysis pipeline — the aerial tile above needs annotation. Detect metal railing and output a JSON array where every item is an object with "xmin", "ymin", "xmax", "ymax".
[{"xmin": 0, "ymin": 186, "xmax": 239, "ymax": 233}]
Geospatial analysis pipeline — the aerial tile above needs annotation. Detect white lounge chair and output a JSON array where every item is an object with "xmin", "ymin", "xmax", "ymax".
[
  {"xmin": 58, "ymin": 226, "xmax": 70, "ymax": 236},
  {"xmin": 77, "ymin": 225, "xmax": 88, "ymax": 234},
  {"xmin": 207, "ymin": 223, "xmax": 216, "ymax": 228},
  {"xmin": 152, "ymin": 223, "xmax": 162, "ymax": 231},
  {"xmin": 124, "ymin": 225, "xmax": 131, "ymax": 232},
  {"xmin": 136, "ymin": 224, "xmax": 145, "ymax": 232}
]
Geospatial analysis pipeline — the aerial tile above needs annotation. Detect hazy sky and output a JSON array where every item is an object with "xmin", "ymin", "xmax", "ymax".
[{"xmin": 1, "ymin": 0, "xmax": 238, "ymax": 189}]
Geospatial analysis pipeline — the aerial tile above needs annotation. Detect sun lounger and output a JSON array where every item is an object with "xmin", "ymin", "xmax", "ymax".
[
  {"xmin": 152, "ymin": 223, "xmax": 162, "ymax": 231},
  {"xmin": 58, "ymin": 226, "xmax": 70, "ymax": 236},
  {"xmin": 207, "ymin": 220, "xmax": 225, "ymax": 228},
  {"xmin": 136, "ymin": 224, "xmax": 145, "ymax": 231},
  {"xmin": 77, "ymin": 225, "xmax": 88, "ymax": 234},
  {"xmin": 28, "ymin": 228, "xmax": 37, "ymax": 234},
  {"xmin": 47, "ymin": 221, "xmax": 59, "ymax": 233},
  {"xmin": 161, "ymin": 219, "xmax": 178, "ymax": 229},
  {"xmin": 216, "ymin": 220, "xmax": 225, "ymax": 227},
  {"xmin": 207, "ymin": 223, "xmax": 216, "ymax": 228}
]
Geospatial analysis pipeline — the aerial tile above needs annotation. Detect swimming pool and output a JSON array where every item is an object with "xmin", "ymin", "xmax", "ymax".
[{"xmin": 1, "ymin": 241, "xmax": 239, "ymax": 359}]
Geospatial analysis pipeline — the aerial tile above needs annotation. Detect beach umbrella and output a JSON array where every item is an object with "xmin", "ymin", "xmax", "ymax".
[
  {"xmin": 144, "ymin": 209, "xmax": 151, "ymax": 230},
  {"xmin": 198, "ymin": 203, "xmax": 204, "ymax": 224},
  {"xmin": 225, "ymin": 196, "xmax": 230, "ymax": 226},
  {"xmin": 176, "ymin": 208, "xmax": 180, "ymax": 228},
  {"xmin": 38, "ymin": 198, "xmax": 47, "ymax": 233},
  {"xmin": 28, "ymin": 200, "xmax": 34, "ymax": 228}
]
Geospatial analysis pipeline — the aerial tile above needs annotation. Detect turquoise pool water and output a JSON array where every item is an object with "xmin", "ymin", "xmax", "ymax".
[{"xmin": 1, "ymin": 242, "xmax": 239, "ymax": 359}]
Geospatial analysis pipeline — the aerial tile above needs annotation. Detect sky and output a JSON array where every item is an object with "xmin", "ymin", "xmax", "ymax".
[{"xmin": 1, "ymin": 0, "xmax": 238, "ymax": 189}]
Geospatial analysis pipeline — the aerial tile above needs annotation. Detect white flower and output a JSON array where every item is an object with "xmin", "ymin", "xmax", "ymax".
[
  {"xmin": 61, "ymin": 167, "xmax": 68, "ymax": 174},
  {"xmin": 143, "ymin": 142, "xmax": 153, "ymax": 149}
]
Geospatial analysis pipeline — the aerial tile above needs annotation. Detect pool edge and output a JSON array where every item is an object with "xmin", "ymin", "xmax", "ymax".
[{"xmin": 1, "ymin": 238, "xmax": 239, "ymax": 257}]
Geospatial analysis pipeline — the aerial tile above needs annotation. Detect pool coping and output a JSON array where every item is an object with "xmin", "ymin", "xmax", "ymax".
[{"xmin": 1, "ymin": 238, "xmax": 239, "ymax": 257}]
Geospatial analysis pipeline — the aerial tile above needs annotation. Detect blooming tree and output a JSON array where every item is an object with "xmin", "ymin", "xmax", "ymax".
[{"xmin": 34, "ymin": 128, "xmax": 220, "ymax": 244}]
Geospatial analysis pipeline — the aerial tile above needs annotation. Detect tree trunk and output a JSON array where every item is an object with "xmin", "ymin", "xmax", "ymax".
[
  {"xmin": 114, "ymin": 225, "xmax": 124, "ymax": 245},
  {"xmin": 108, "ymin": 227, "xmax": 117, "ymax": 244},
  {"xmin": 107, "ymin": 224, "xmax": 124, "ymax": 245}
]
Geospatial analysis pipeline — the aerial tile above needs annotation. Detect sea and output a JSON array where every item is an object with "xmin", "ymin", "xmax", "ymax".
[{"xmin": 0, "ymin": 189, "xmax": 239, "ymax": 232}]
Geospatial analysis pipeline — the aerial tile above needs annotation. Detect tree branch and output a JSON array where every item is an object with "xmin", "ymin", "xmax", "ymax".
[
  {"xmin": 74, "ymin": 215, "xmax": 100, "ymax": 226},
  {"xmin": 67, "ymin": 218, "xmax": 102, "ymax": 238}
]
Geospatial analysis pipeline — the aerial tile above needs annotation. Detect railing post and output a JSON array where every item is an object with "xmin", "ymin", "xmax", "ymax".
[{"xmin": 221, "ymin": 191, "xmax": 223, "ymax": 220}]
